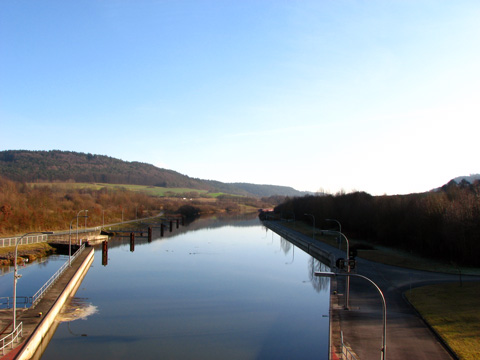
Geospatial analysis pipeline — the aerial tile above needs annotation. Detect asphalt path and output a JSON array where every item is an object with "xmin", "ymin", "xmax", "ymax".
[{"xmin": 264, "ymin": 220, "xmax": 480, "ymax": 360}]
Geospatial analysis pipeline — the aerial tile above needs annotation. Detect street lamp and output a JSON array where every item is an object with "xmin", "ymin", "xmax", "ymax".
[
  {"xmin": 13, "ymin": 231, "xmax": 53, "ymax": 331},
  {"xmin": 324, "ymin": 229, "xmax": 351, "ymax": 309},
  {"xmin": 315, "ymin": 271, "xmax": 387, "ymax": 360},
  {"xmin": 325, "ymin": 218, "xmax": 341, "ymax": 249},
  {"xmin": 76, "ymin": 210, "xmax": 88, "ymax": 246},
  {"xmin": 304, "ymin": 213, "xmax": 315, "ymax": 241},
  {"xmin": 70, "ymin": 214, "xmax": 88, "ymax": 266}
]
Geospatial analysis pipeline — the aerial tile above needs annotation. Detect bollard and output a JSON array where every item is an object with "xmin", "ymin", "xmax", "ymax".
[
  {"xmin": 148, "ymin": 227, "xmax": 152, "ymax": 242},
  {"xmin": 160, "ymin": 223, "xmax": 164, "ymax": 237},
  {"xmin": 169, "ymin": 221, "xmax": 173, "ymax": 232},
  {"xmin": 130, "ymin": 232, "xmax": 135, "ymax": 252},
  {"xmin": 176, "ymin": 218, "xmax": 179, "ymax": 229},
  {"xmin": 102, "ymin": 240, "xmax": 108, "ymax": 266}
]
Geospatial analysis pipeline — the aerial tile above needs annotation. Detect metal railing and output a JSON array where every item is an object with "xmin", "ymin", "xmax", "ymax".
[
  {"xmin": 0, "ymin": 244, "xmax": 86, "ymax": 310},
  {"xmin": 340, "ymin": 331, "xmax": 358, "ymax": 360},
  {"xmin": 1, "ymin": 322, "xmax": 22, "ymax": 355},
  {"xmin": 0, "ymin": 296, "xmax": 30, "ymax": 309},
  {"xmin": 31, "ymin": 244, "xmax": 85, "ymax": 307},
  {"xmin": 0, "ymin": 234, "xmax": 49, "ymax": 248}
]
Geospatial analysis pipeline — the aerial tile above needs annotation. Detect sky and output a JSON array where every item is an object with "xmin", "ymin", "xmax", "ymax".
[{"xmin": 1, "ymin": 0, "xmax": 479, "ymax": 195}]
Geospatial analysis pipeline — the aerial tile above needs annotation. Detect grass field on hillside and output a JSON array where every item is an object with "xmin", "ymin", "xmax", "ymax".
[{"xmin": 29, "ymin": 182, "xmax": 215, "ymax": 197}]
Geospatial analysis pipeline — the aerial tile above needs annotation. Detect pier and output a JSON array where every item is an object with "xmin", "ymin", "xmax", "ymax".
[{"xmin": 0, "ymin": 247, "xmax": 94, "ymax": 359}]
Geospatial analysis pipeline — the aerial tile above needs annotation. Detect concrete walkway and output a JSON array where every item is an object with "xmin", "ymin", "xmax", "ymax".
[
  {"xmin": 264, "ymin": 220, "xmax": 480, "ymax": 360},
  {"xmin": 0, "ymin": 247, "xmax": 94, "ymax": 359}
]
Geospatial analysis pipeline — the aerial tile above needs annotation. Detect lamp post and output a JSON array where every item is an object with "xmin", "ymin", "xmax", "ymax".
[
  {"xmin": 76, "ymin": 210, "xmax": 87, "ymax": 246},
  {"xmin": 304, "ymin": 213, "xmax": 315, "ymax": 241},
  {"xmin": 325, "ymin": 218, "xmax": 341, "ymax": 249},
  {"xmin": 315, "ymin": 271, "xmax": 387, "ymax": 360},
  {"xmin": 84, "ymin": 210, "xmax": 88, "ymax": 240},
  {"xmin": 70, "ymin": 214, "xmax": 88, "ymax": 266},
  {"xmin": 327, "ymin": 230, "xmax": 351, "ymax": 309},
  {"xmin": 13, "ymin": 231, "xmax": 53, "ymax": 330}
]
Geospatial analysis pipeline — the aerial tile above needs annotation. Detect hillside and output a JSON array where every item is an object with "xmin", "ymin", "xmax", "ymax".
[{"xmin": 0, "ymin": 150, "xmax": 307, "ymax": 198}]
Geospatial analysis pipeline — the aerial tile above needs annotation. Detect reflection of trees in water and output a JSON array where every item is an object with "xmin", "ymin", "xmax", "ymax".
[
  {"xmin": 279, "ymin": 237, "xmax": 292, "ymax": 255},
  {"xmin": 308, "ymin": 258, "xmax": 330, "ymax": 293}
]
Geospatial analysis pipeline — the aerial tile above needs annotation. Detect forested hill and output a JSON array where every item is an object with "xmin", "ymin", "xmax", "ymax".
[{"xmin": 0, "ymin": 150, "xmax": 308, "ymax": 197}]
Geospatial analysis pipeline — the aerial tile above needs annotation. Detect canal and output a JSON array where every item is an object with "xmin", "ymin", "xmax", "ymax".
[{"xmin": 12, "ymin": 215, "xmax": 331, "ymax": 359}]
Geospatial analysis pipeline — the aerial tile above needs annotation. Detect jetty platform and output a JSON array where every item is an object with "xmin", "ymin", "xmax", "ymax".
[{"xmin": 0, "ymin": 247, "xmax": 94, "ymax": 359}]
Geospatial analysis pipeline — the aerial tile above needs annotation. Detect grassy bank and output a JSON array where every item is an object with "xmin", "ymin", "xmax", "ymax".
[
  {"xmin": 276, "ymin": 219, "xmax": 480, "ymax": 359},
  {"xmin": 0, "ymin": 243, "xmax": 57, "ymax": 265},
  {"xmin": 405, "ymin": 282, "xmax": 480, "ymax": 360}
]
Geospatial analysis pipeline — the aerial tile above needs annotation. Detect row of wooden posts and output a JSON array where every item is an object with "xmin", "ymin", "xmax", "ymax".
[{"xmin": 101, "ymin": 217, "xmax": 184, "ymax": 266}]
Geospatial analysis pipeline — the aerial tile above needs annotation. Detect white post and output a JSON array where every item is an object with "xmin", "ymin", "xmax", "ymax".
[{"xmin": 13, "ymin": 232, "xmax": 52, "ymax": 330}]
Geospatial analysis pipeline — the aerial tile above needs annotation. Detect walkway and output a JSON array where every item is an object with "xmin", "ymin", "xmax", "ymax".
[
  {"xmin": 264, "ymin": 220, "xmax": 480, "ymax": 360},
  {"xmin": 1, "ymin": 247, "xmax": 94, "ymax": 359}
]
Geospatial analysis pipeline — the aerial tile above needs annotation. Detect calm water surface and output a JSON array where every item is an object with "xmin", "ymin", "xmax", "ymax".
[
  {"xmin": 39, "ymin": 216, "xmax": 331, "ymax": 359},
  {"xmin": 1, "ymin": 255, "xmax": 68, "ymax": 299}
]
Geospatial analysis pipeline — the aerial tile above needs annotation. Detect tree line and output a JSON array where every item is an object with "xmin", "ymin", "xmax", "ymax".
[
  {"xmin": 275, "ymin": 180, "xmax": 480, "ymax": 267},
  {"xmin": 0, "ymin": 150, "xmax": 307, "ymax": 198},
  {"xmin": 0, "ymin": 177, "xmax": 273, "ymax": 237}
]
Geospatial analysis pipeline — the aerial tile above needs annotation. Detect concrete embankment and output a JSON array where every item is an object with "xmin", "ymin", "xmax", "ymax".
[
  {"xmin": 263, "ymin": 221, "xmax": 336, "ymax": 268},
  {"xmin": 263, "ymin": 220, "xmax": 460, "ymax": 360},
  {"xmin": 1, "ymin": 247, "xmax": 94, "ymax": 360}
]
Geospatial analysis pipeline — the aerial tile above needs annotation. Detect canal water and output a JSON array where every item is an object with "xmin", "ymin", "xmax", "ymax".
[{"xmin": 19, "ymin": 215, "xmax": 331, "ymax": 359}]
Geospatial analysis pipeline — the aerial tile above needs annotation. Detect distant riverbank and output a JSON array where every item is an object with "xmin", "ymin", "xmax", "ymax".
[{"xmin": 0, "ymin": 242, "xmax": 56, "ymax": 266}]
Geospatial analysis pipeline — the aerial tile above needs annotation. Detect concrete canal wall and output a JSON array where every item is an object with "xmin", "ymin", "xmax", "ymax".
[
  {"xmin": 263, "ymin": 221, "xmax": 336, "ymax": 268},
  {"xmin": 15, "ymin": 247, "xmax": 94, "ymax": 360}
]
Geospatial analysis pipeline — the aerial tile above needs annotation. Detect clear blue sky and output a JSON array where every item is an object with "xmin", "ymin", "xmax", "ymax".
[{"xmin": 1, "ymin": 1, "xmax": 479, "ymax": 195}]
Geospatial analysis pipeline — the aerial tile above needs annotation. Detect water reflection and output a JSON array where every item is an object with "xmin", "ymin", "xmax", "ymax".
[
  {"xmin": 309, "ymin": 258, "xmax": 331, "ymax": 293},
  {"xmin": 0, "ymin": 255, "xmax": 68, "ymax": 298},
  {"xmin": 40, "ymin": 215, "xmax": 331, "ymax": 360}
]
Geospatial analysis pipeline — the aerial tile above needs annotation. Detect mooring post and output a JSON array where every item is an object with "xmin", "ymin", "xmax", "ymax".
[
  {"xmin": 160, "ymin": 223, "xmax": 164, "ymax": 237},
  {"xmin": 102, "ymin": 240, "xmax": 108, "ymax": 266},
  {"xmin": 176, "ymin": 218, "xmax": 179, "ymax": 229},
  {"xmin": 169, "ymin": 220, "xmax": 173, "ymax": 232},
  {"xmin": 130, "ymin": 232, "xmax": 135, "ymax": 252},
  {"xmin": 148, "ymin": 227, "xmax": 152, "ymax": 242}
]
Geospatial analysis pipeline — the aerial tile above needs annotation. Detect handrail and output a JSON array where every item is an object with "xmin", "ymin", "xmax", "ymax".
[
  {"xmin": 0, "ymin": 296, "xmax": 30, "ymax": 309},
  {"xmin": 0, "ymin": 322, "xmax": 22, "ymax": 355},
  {"xmin": 341, "ymin": 331, "xmax": 358, "ymax": 360},
  {"xmin": 31, "ymin": 244, "xmax": 85, "ymax": 307},
  {"xmin": 0, "ymin": 244, "xmax": 86, "ymax": 310},
  {"xmin": 0, "ymin": 234, "xmax": 49, "ymax": 248}
]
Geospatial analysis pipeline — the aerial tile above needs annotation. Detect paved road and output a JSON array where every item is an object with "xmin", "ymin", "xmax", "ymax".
[{"xmin": 264, "ymin": 220, "xmax": 480, "ymax": 360}]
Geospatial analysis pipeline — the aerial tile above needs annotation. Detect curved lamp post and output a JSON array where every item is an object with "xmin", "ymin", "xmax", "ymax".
[
  {"xmin": 76, "ymin": 209, "xmax": 88, "ymax": 246},
  {"xmin": 325, "ymin": 218, "xmax": 341, "ymax": 249},
  {"xmin": 324, "ymin": 229, "xmax": 351, "ymax": 309},
  {"xmin": 13, "ymin": 231, "xmax": 53, "ymax": 330},
  {"xmin": 315, "ymin": 271, "xmax": 387, "ymax": 360},
  {"xmin": 304, "ymin": 213, "xmax": 315, "ymax": 241},
  {"xmin": 70, "ymin": 213, "xmax": 88, "ymax": 266}
]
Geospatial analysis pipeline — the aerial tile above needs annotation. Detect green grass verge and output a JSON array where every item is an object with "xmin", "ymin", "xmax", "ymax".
[
  {"xmin": 279, "ymin": 220, "xmax": 480, "ymax": 360},
  {"xmin": 405, "ymin": 282, "xmax": 480, "ymax": 360},
  {"xmin": 30, "ymin": 182, "xmax": 211, "ymax": 197}
]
